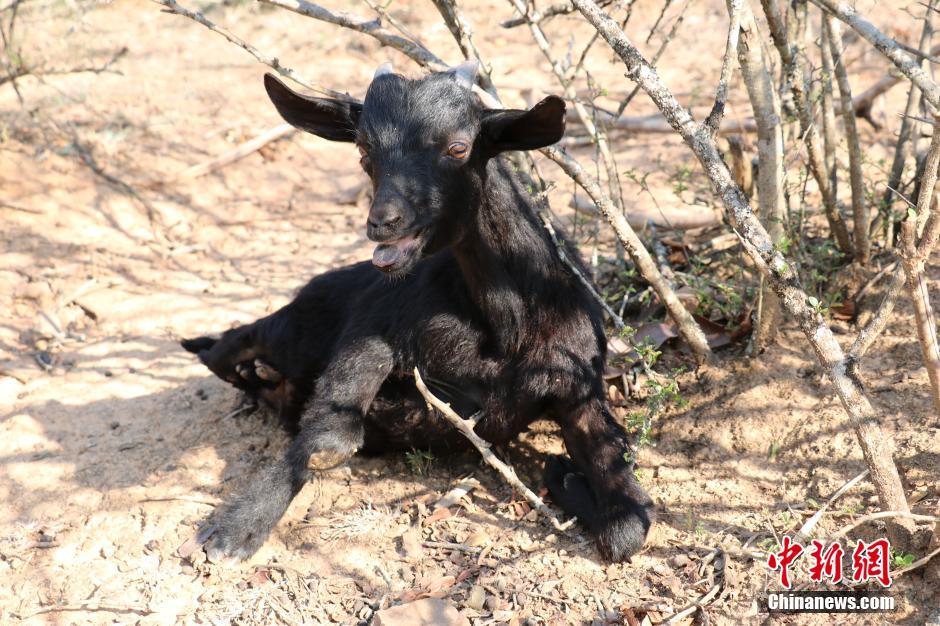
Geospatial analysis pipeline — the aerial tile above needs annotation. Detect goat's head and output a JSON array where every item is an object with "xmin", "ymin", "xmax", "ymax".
[{"xmin": 263, "ymin": 63, "xmax": 566, "ymax": 276}]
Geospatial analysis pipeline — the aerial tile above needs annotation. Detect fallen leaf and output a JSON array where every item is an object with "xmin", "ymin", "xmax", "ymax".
[{"xmin": 425, "ymin": 507, "xmax": 453, "ymax": 525}]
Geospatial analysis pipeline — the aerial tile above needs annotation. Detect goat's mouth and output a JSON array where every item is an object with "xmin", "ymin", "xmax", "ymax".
[{"xmin": 371, "ymin": 230, "xmax": 425, "ymax": 273}]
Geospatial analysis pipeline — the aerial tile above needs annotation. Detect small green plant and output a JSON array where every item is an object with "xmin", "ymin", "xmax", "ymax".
[
  {"xmin": 806, "ymin": 296, "xmax": 827, "ymax": 316},
  {"xmin": 840, "ymin": 503, "xmax": 862, "ymax": 516},
  {"xmin": 891, "ymin": 550, "xmax": 915, "ymax": 569},
  {"xmin": 405, "ymin": 449, "xmax": 435, "ymax": 476},
  {"xmin": 758, "ymin": 537, "xmax": 778, "ymax": 552},
  {"xmin": 623, "ymin": 367, "xmax": 686, "ymax": 454}
]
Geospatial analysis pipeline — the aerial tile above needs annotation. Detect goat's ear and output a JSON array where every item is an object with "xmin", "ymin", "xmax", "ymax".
[
  {"xmin": 264, "ymin": 73, "xmax": 362, "ymax": 142},
  {"xmin": 480, "ymin": 96, "xmax": 566, "ymax": 153}
]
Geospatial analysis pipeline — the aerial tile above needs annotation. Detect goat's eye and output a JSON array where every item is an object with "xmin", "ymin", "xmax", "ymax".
[{"xmin": 447, "ymin": 141, "xmax": 469, "ymax": 160}]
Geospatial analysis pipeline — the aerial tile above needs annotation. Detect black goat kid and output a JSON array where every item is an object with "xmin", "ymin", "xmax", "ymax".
[{"xmin": 183, "ymin": 62, "xmax": 653, "ymax": 562}]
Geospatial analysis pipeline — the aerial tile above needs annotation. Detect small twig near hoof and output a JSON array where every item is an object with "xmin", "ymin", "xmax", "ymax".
[{"xmin": 413, "ymin": 367, "xmax": 576, "ymax": 532}]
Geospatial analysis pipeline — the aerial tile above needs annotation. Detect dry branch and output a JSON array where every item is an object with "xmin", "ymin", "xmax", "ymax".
[
  {"xmin": 156, "ymin": 0, "xmax": 349, "ymax": 99},
  {"xmin": 570, "ymin": 196, "xmax": 723, "ymax": 230},
  {"xmin": 733, "ymin": 0, "xmax": 786, "ymax": 350},
  {"xmin": 542, "ymin": 146, "xmax": 713, "ymax": 362},
  {"xmin": 430, "ymin": 0, "xmax": 499, "ymax": 98},
  {"xmin": 829, "ymin": 510, "xmax": 940, "ymax": 541},
  {"xmin": 571, "ymin": 107, "xmax": 759, "ymax": 135},
  {"xmin": 877, "ymin": 4, "xmax": 934, "ymax": 245},
  {"xmin": 506, "ymin": 0, "xmax": 627, "ymax": 215},
  {"xmin": 761, "ymin": 0, "xmax": 852, "ymax": 255},
  {"xmin": 810, "ymin": 0, "xmax": 940, "ymax": 110},
  {"xmin": 819, "ymin": 20, "xmax": 839, "ymax": 196},
  {"xmin": 170, "ymin": 124, "xmax": 295, "ymax": 182},
  {"xmin": 571, "ymin": 0, "xmax": 914, "ymax": 544},
  {"xmin": 260, "ymin": 0, "xmax": 445, "ymax": 72},
  {"xmin": 899, "ymin": 115, "xmax": 940, "ymax": 416},
  {"xmin": 0, "ymin": 46, "xmax": 127, "ymax": 88},
  {"xmin": 826, "ymin": 17, "xmax": 869, "ymax": 264},
  {"xmin": 848, "ymin": 269, "xmax": 905, "ymax": 360},
  {"xmin": 413, "ymin": 368, "xmax": 575, "ymax": 531},
  {"xmin": 539, "ymin": 212, "xmax": 628, "ymax": 330},
  {"xmin": 703, "ymin": 0, "xmax": 741, "ymax": 137},
  {"xmin": 796, "ymin": 469, "xmax": 868, "ymax": 540}
]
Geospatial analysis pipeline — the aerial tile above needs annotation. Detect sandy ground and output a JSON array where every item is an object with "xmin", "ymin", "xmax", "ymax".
[{"xmin": 1, "ymin": 0, "xmax": 938, "ymax": 624}]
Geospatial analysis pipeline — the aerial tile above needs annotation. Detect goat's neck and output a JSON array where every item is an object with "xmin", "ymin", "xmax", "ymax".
[{"xmin": 452, "ymin": 158, "xmax": 572, "ymax": 352}]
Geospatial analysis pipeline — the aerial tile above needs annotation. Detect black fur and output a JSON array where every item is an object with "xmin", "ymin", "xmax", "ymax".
[{"xmin": 183, "ymin": 68, "xmax": 654, "ymax": 562}]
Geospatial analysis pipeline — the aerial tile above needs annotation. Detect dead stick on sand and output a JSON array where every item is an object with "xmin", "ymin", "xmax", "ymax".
[
  {"xmin": 169, "ymin": 123, "xmax": 296, "ymax": 183},
  {"xmin": 413, "ymin": 367, "xmax": 575, "ymax": 531}
]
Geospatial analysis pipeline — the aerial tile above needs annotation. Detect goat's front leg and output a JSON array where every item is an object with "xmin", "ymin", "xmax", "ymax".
[
  {"xmin": 547, "ymin": 400, "xmax": 655, "ymax": 562},
  {"xmin": 202, "ymin": 336, "xmax": 394, "ymax": 561}
]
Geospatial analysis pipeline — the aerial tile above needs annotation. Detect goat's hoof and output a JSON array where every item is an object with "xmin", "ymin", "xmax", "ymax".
[
  {"xmin": 253, "ymin": 358, "xmax": 283, "ymax": 383},
  {"xmin": 198, "ymin": 503, "xmax": 273, "ymax": 562},
  {"xmin": 306, "ymin": 449, "xmax": 350, "ymax": 471},
  {"xmin": 201, "ymin": 520, "xmax": 266, "ymax": 563}
]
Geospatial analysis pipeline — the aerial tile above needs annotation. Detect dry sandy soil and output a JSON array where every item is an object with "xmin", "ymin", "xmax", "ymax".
[{"xmin": 1, "ymin": 0, "xmax": 938, "ymax": 624}]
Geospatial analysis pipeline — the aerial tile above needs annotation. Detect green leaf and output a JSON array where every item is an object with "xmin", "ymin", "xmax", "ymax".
[
  {"xmin": 807, "ymin": 296, "xmax": 820, "ymax": 309},
  {"xmin": 908, "ymin": 207, "xmax": 918, "ymax": 221}
]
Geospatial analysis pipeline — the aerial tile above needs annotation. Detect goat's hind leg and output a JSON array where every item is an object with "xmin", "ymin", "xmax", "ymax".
[
  {"xmin": 548, "ymin": 402, "xmax": 654, "ymax": 562},
  {"xmin": 182, "ymin": 328, "xmax": 283, "ymax": 390},
  {"xmin": 200, "ymin": 336, "xmax": 394, "ymax": 561}
]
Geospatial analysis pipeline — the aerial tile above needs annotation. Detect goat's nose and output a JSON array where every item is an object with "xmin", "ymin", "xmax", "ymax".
[
  {"xmin": 367, "ymin": 207, "xmax": 405, "ymax": 241},
  {"xmin": 367, "ymin": 214, "xmax": 403, "ymax": 230}
]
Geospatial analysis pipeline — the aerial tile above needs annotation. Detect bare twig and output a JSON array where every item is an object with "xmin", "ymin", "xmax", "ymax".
[
  {"xmin": 810, "ymin": 0, "xmax": 940, "ymax": 110},
  {"xmin": 19, "ymin": 603, "xmax": 153, "ymax": 619},
  {"xmin": 413, "ymin": 368, "xmax": 576, "ymax": 531},
  {"xmin": 819, "ymin": 18, "xmax": 839, "ymax": 196},
  {"xmin": 826, "ymin": 16, "xmax": 869, "ymax": 264},
  {"xmin": 168, "ymin": 124, "xmax": 295, "ymax": 183},
  {"xmin": 429, "ymin": 0, "xmax": 499, "ymax": 99},
  {"xmin": 659, "ymin": 549, "xmax": 725, "ymax": 624},
  {"xmin": 542, "ymin": 146, "xmax": 713, "ymax": 362},
  {"xmin": 258, "ymin": 0, "xmax": 501, "ymax": 110},
  {"xmin": 506, "ymin": 0, "xmax": 627, "ymax": 216},
  {"xmin": 0, "ymin": 47, "xmax": 128, "ymax": 88},
  {"xmin": 703, "ymin": 0, "xmax": 741, "ymax": 137},
  {"xmin": 829, "ymin": 511, "xmax": 940, "ymax": 541},
  {"xmin": 733, "ymin": 0, "xmax": 786, "ymax": 351},
  {"xmin": 539, "ymin": 212, "xmax": 627, "ymax": 330},
  {"xmin": 899, "ymin": 115, "xmax": 940, "ymax": 416},
  {"xmin": 156, "ymin": 0, "xmax": 348, "ymax": 99},
  {"xmin": 260, "ymin": 0, "xmax": 445, "ymax": 72},
  {"xmin": 572, "ymin": 0, "xmax": 914, "ymax": 545},
  {"xmin": 796, "ymin": 469, "xmax": 868, "ymax": 540},
  {"xmin": 877, "ymin": 3, "xmax": 933, "ymax": 248},
  {"xmin": 892, "ymin": 545, "xmax": 940, "ymax": 579},
  {"xmin": 761, "ymin": 0, "xmax": 853, "ymax": 255},
  {"xmin": 574, "ymin": 107, "xmax": 758, "ymax": 134},
  {"xmin": 422, "ymin": 540, "xmax": 482, "ymax": 553},
  {"xmin": 847, "ymin": 269, "xmax": 905, "ymax": 360}
]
